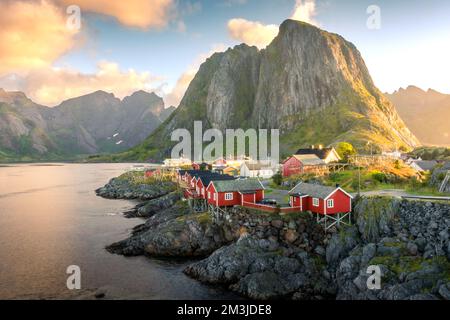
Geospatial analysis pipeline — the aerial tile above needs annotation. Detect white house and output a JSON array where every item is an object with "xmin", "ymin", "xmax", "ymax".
[
  {"xmin": 163, "ymin": 157, "xmax": 192, "ymax": 168},
  {"xmin": 240, "ymin": 162, "xmax": 275, "ymax": 179}
]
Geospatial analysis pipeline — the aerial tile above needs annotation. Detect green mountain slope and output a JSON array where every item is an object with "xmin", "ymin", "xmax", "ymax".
[{"xmin": 91, "ymin": 20, "xmax": 420, "ymax": 162}]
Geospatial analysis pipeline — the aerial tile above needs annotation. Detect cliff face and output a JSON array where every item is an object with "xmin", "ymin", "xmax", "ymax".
[
  {"xmin": 122, "ymin": 20, "xmax": 418, "ymax": 161},
  {"xmin": 0, "ymin": 89, "xmax": 173, "ymax": 161}
]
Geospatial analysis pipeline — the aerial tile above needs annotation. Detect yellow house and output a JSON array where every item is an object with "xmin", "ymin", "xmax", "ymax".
[{"xmin": 223, "ymin": 166, "xmax": 239, "ymax": 177}]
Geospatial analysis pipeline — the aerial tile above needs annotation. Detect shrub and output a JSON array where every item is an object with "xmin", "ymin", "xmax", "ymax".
[{"xmin": 371, "ymin": 170, "xmax": 387, "ymax": 183}]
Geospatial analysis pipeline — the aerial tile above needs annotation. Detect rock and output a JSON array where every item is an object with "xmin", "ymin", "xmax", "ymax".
[
  {"xmin": 314, "ymin": 246, "xmax": 325, "ymax": 257},
  {"xmin": 438, "ymin": 283, "xmax": 450, "ymax": 300},
  {"xmin": 271, "ymin": 220, "xmax": 284, "ymax": 229},
  {"xmin": 361, "ymin": 243, "xmax": 377, "ymax": 266},
  {"xmin": 326, "ymin": 226, "xmax": 359, "ymax": 266},
  {"xmin": 284, "ymin": 229, "xmax": 299, "ymax": 244},
  {"xmin": 406, "ymin": 242, "xmax": 418, "ymax": 256}
]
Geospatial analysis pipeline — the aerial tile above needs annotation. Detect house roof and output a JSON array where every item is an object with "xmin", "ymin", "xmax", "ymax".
[
  {"xmin": 289, "ymin": 182, "xmax": 345, "ymax": 199},
  {"xmin": 295, "ymin": 147, "xmax": 336, "ymax": 160},
  {"xmin": 412, "ymin": 160, "xmax": 438, "ymax": 171},
  {"xmin": 243, "ymin": 162, "xmax": 273, "ymax": 171},
  {"xmin": 441, "ymin": 161, "xmax": 450, "ymax": 171},
  {"xmin": 198, "ymin": 174, "xmax": 235, "ymax": 187},
  {"xmin": 211, "ymin": 179, "xmax": 264, "ymax": 193},
  {"xmin": 292, "ymin": 154, "xmax": 326, "ymax": 166}
]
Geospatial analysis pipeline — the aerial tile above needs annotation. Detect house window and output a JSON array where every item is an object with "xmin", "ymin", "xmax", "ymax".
[
  {"xmin": 327, "ymin": 199, "xmax": 334, "ymax": 208},
  {"xmin": 225, "ymin": 193, "xmax": 233, "ymax": 201},
  {"xmin": 313, "ymin": 198, "xmax": 319, "ymax": 207},
  {"xmin": 213, "ymin": 193, "xmax": 217, "ymax": 201},
  {"xmin": 208, "ymin": 192, "xmax": 211, "ymax": 199}
]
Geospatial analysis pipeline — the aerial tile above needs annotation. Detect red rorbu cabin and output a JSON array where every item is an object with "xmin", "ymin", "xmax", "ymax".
[
  {"xmin": 206, "ymin": 179, "xmax": 265, "ymax": 207},
  {"xmin": 195, "ymin": 174, "xmax": 235, "ymax": 199},
  {"xmin": 282, "ymin": 155, "xmax": 326, "ymax": 177},
  {"xmin": 288, "ymin": 182, "xmax": 352, "ymax": 215}
]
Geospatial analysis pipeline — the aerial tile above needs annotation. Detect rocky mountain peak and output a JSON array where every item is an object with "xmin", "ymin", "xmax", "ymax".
[{"xmin": 121, "ymin": 20, "xmax": 419, "ymax": 161}]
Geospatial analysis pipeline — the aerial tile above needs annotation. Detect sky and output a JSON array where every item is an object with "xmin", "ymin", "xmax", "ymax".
[{"xmin": 0, "ymin": 0, "xmax": 449, "ymax": 107}]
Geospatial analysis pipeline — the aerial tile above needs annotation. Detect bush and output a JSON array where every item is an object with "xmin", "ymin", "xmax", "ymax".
[
  {"xmin": 272, "ymin": 172, "xmax": 283, "ymax": 186},
  {"xmin": 371, "ymin": 171, "xmax": 387, "ymax": 183}
]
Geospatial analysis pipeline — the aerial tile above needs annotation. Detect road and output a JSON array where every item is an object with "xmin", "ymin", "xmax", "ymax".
[{"xmin": 357, "ymin": 189, "xmax": 450, "ymax": 201}]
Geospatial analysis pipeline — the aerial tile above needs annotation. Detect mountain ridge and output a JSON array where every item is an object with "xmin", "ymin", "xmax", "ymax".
[
  {"xmin": 386, "ymin": 86, "xmax": 450, "ymax": 147},
  {"xmin": 106, "ymin": 19, "xmax": 419, "ymax": 162},
  {"xmin": 0, "ymin": 89, "xmax": 174, "ymax": 162}
]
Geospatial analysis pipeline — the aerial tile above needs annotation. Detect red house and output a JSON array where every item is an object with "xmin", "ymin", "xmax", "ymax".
[
  {"xmin": 192, "ymin": 162, "xmax": 201, "ymax": 170},
  {"xmin": 282, "ymin": 155, "xmax": 327, "ymax": 177},
  {"xmin": 288, "ymin": 182, "xmax": 352, "ymax": 215},
  {"xmin": 206, "ymin": 179, "xmax": 265, "ymax": 207},
  {"xmin": 195, "ymin": 174, "xmax": 235, "ymax": 199}
]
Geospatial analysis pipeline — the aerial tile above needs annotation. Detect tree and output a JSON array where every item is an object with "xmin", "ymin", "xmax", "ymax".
[
  {"xmin": 272, "ymin": 172, "xmax": 283, "ymax": 186},
  {"xmin": 336, "ymin": 142, "xmax": 356, "ymax": 162}
]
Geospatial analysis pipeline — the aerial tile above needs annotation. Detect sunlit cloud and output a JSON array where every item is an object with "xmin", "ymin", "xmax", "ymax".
[
  {"xmin": 227, "ymin": 18, "xmax": 279, "ymax": 49},
  {"xmin": 227, "ymin": 0, "xmax": 319, "ymax": 48},
  {"xmin": 56, "ymin": 0, "xmax": 175, "ymax": 29},
  {"xmin": 0, "ymin": 62, "xmax": 163, "ymax": 106},
  {"xmin": 0, "ymin": 0, "xmax": 79, "ymax": 76},
  {"xmin": 291, "ymin": 0, "xmax": 319, "ymax": 26}
]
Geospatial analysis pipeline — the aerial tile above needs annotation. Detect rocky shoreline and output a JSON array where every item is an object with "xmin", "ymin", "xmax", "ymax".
[{"xmin": 97, "ymin": 174, "xmax": 450, "ymax": 300}]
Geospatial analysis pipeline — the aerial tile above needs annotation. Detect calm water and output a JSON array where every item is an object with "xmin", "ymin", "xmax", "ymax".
[{"xmin": 0, "ymin": 163, "xmax": 235, "ymax": 299}]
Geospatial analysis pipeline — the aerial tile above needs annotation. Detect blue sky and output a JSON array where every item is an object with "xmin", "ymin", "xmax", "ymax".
[{"xmin": 1, "ymin": 0, "xmax": 450, "ymax": 106}]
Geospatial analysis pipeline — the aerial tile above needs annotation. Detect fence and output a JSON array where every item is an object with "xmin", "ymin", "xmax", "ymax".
[{"xmin": 242, "ymin": 202, "xmax": 301, "ymax": 214}]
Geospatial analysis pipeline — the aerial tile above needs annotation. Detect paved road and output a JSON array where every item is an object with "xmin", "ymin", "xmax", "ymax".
[
  {"xmin": 358, "ymin": 189, "xmax": 450, "ymax": 201},
  {"xmin": 261, "ymin": 180, "xmax": 290, "ymax": 205}
]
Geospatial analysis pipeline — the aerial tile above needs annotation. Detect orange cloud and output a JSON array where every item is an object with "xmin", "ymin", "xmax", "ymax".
[
  {"xmin": 56, "ymin": 0, "xmax": 174, "ymax": 29},
  {"xmin": 0, "ymin": 0, "xmax": 79, "ymax": 76},
  {"xmin": 2, "ymin": 62, "xmax": 163, "ymax": 106},
  {"xmin": 227, "ymin": 18, "xmax": 279, "ymax": 49}
]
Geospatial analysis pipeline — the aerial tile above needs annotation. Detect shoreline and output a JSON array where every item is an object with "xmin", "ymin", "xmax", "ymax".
[{"xmin": 97, "ymin": 171, "xmax": 450, "ymax": 300}]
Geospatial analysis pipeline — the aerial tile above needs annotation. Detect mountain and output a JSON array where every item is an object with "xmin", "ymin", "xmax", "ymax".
[
  {"xmin": 386, "ymin": 86, "xmax": 450, "ymax": 147},
  {"xmin": 0, "ymin": 89, "xmax": 173, "ymax": 161},
  {"xmin": 111, "ymin": 20, "xmax": 418, "ymax": 161}
]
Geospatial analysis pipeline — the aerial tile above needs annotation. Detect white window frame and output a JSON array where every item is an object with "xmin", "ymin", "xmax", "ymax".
[
  {"xmin": 313, "ymin": 198, "xmax": 319, "ymax": 207},
  {"xmin": 213, "ymin": 193, "xmax": 217, "ymax": 201},
  {"xmin": 327, "ymin": 199, "xmax": 334, "ymax": 209},
  {"xmin": 208, "ymin": 192, "xmax": 211, "ymax": 199},
  {"xmin": 225, "ymin": 193, "xmax": 233, "ymax": 201}
]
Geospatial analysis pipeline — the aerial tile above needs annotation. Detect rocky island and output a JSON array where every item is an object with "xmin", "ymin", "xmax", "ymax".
[{"xmin": 97, "ymin": 172, "xmax": 450, "ymax": 300}]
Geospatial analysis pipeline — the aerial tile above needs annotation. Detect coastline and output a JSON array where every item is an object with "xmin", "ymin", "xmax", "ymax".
[{"xmin": 97, "ymin": 171, "xmax": 450, "ymax": 300}]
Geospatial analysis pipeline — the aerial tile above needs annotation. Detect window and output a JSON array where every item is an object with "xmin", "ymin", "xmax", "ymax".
[
  {"xmin": 213, "ymin": 193, "xmax": 217, "ymax": 201},
  {"xmin": 327, "ymin": 199, "xmax": 334, "ymax": 208},
  {"xmin": 313, "ymin": 198, "xmax": 319, "ymax": 207},
  {"xmin": 225, "ymin": 193, "xmax": 233, "ymax": 201},
  {"xmin": 208, "ymin": 192, "xmax": 211, "ymax": 199}
]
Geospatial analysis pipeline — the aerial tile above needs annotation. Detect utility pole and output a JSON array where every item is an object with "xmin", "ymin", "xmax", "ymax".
[{"xmin": 358, "ymin": 164, "xmax": 361, "ymax": 196}]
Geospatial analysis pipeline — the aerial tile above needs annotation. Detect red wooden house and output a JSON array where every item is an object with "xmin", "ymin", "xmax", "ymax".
[
  {"xmin": 195, "ymin": 174, "xmax": 235, "ymax": 200},
  {"xmin": 206, "ymin": 179, "xmax": 264, "ymax": 207},
  {"xmin": 288, "ymin": 182, "xmax": 352, "ymax": 215},
  {"xmin": 282, "ymin": 155, "xmax": 327, "ymax": 177}
]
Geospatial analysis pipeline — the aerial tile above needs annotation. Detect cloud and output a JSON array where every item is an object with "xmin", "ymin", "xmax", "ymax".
[
  {"xmin": 0, "ymin": 62, "xmax": 163, "ymax": 106},
  {"xmin": 0, "ymin": 0, "xmax": 79, "ymax": 76},
  {"xmin": 164, "ymin": 44, "xmax": 226, "ymax": 106},
  {"xmin": 56, "ymin": 0, "xmax": 174, "ymax": 29},
  {"xmin": 227, "ymin": 18, "xmax": 279, "ymax": 49},
  {"xmin": 226, "ymin": 0, "xmax": 320, "ymax": 48},
  {"xmin": 291, "ymin": 0, "xmax": 319, "ymax": 26}
]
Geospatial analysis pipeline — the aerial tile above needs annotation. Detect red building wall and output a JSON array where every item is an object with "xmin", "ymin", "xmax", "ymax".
[
  {"xmin": 283, "ymin": 157, "xmax": 303, "ymax": 177},
  {"xmin": 325, "ymin": 190, "xmax": 352, "ymax": 214},
  {"xmin": 291, "ymin": 189, "xmax": 352, "ymax": 215}
]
